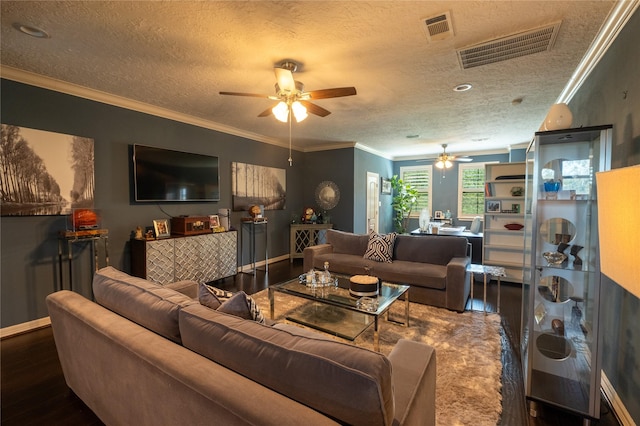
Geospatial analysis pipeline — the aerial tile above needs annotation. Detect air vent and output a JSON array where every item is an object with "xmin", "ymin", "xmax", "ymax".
[
  {"xmin": 422, "ymin": 12, "xmax": 454, "ymax": 42},
  {"xmin": 456, "ymin": 21, "xmax": 562, "ymax": 69}
]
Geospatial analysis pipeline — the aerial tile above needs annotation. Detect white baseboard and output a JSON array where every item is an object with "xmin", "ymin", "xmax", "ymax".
[
  {"xmin": 1, "ymin": 317, "xmax": 51, "ymax": 339},
  {"xmin": 602, "ymin": 371, "xmax": 636, "ymax": 426},
  {"xmin": 238, "ymin": 254, "xmax": 290, "ymax": 273}
]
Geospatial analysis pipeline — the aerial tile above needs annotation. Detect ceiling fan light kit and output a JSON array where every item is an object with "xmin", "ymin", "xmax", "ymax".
[{"xmin": 220, "ymin": 60, "xmax": 357, "ymax": 166}]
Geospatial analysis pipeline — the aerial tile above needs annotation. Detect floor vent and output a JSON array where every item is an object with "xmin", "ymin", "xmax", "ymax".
[
  {"xmin": 422, "ymin": 12, "xmax": 454, "ymax": 42},
  {"xmin": 457, "ymin": 21, "xmax": 562, "ymax": 69}
]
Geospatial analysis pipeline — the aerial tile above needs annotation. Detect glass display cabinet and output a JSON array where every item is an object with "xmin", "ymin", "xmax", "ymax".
[{"xmin": 521, "ymin": 125, "xmax": 612, "ymax": 423}]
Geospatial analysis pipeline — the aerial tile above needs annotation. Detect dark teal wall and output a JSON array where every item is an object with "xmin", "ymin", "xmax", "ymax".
[
  {"xmin": 568, "ymin": 8, "xmax": 640, "ymax": 421},
  {"xmin": 302, "ymin": 148, "xmax": 354, "ymax": 232},
  {"xmin": 354, "ymin": 149, "xmax": 394, "ymax": 234},
  {"xmin": 1, "ymin": 79, "xmax": 309, "ymax": 326}
]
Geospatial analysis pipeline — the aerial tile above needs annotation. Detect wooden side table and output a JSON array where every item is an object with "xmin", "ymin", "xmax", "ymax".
[
  {"xmin": 58, "ymin": 229, "xmax": 109, "ymax": 297},
  {"xmin": 289, "ymin": 223, "xmax": 333, "ymax": 263}
]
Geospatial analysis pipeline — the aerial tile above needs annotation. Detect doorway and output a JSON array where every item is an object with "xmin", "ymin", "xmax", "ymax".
[{"xmin": 366, "ymin": 172, "xmax": 379, "ymax": 233}]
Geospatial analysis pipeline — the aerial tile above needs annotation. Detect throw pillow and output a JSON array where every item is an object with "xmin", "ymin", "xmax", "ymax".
[
  {"xmin": 363, "ymin": 232, "xmax": 397, "ymax": 263},
  {"xmin": 218, "ymin": 291, "xmax": 266, "ymax": 324},
  {"xmin": 198, "ymin": 283, "xmax": 234, "ymax": 310}
]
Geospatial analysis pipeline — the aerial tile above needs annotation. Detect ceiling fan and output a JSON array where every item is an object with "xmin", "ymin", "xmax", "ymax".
[
  {"xmin": 219, "ymin": 60, "xmax": 357, "ymax": 122},
  {"xmin": 220, "ymin": 60, "xmax": 356, "ymax": 166},
  {"xmin": 421, "ymin": 144, "xmax": 473, "ymax": 169}
]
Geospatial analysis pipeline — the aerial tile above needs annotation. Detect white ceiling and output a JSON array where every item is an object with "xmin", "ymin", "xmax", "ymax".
[{"xmin": 0, "ymin": 1, "xmax": 622, "ymax": 160}]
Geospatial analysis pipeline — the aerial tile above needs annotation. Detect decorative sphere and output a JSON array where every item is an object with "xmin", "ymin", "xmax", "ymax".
[{"xmin": 544, "ymin": 103, "xmax": 573, "ymax": 131}]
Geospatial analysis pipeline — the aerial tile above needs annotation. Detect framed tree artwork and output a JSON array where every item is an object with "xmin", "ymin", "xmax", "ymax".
[
  {"xmin": 1, "ymin": 124, "xmax": 95, "ymax": 216},
  {"xmin": 231, "ymin": 162, "xmax": 286, "ymax": 211}
]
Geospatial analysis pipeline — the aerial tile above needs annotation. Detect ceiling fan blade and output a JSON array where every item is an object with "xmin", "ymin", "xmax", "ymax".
[
  {"xmin": 274, "ymin": 68, "xmax": 296, "ymax": 92},
  {"xmin": 219, "ymin": 91, "xmax": 271, "ymax": 98},
  {"xmin": 307, "ymin": 87, "xmax": 357, "ymax": 99},
  {"xmin": 258, "ymin": 106, "xmax": 275, "ymax": 117},
  {"xmin": 300, "ymin": 100, "xmax": 331, "ymax": 117},
  {"xmin": 454, "ymin": 157, "xmax": 473, "ymax": 162}
]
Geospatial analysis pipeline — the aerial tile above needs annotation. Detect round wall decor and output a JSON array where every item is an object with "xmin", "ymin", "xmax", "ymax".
[{"xmin": 315, "ymin": 181, "xmax": 340, "ymax": 210}]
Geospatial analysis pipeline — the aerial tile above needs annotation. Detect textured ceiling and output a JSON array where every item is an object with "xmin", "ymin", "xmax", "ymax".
[{"xmin": 0, "ymin": 1, "xmax": 618, "ymax": 159}]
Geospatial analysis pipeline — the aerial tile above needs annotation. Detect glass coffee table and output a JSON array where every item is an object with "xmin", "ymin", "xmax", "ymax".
[{"xmin": 268, "ymin": 275, "xmax": 409, "ymax": 351}]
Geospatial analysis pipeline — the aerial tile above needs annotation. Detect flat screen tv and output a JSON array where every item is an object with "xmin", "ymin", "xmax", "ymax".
[{"xmin": 133, "ymin": 144, "xmax": 220, "ymax": 202}]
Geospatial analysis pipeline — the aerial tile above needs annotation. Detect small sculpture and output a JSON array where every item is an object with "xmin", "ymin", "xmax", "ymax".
[
  {"xmin": 135, "ymin": 226, "xmax": 143, "ymax": 240},
  {"xmin": 570, "ymin": 245, "xmax": 584, "ymax": 268},
  {"xmin": 551, "ymin": 319, "xmax": 565, "ymax": 336}
]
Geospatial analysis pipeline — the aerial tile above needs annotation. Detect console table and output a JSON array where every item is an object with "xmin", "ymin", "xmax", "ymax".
[
  {"xmin": 58, "ymin": 229, "xmax": 109, "ymax": 296},
  {"xmin": 290, "ymin": 223, "xmax": 333, "ymax": 263},
  {"xmin": 241, "ymin": 220, "xmax": 268, "ymax": 274},
  {"xmin": 131, "ymin": 231, "xmax": 237, "ymax": 285}
]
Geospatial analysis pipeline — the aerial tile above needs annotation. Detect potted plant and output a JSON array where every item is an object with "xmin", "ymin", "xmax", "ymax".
[{"xmin": 390, "ymin": 175, "xmax": 420, "ymax": 234}]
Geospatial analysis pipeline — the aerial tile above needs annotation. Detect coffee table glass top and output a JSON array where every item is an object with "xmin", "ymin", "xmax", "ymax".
[{"xmin": 269, "ymin": 275, "xmax": 409, "ymax": 341}]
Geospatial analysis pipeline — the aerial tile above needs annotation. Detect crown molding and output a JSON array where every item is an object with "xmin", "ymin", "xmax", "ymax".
[
  {"xmin": 0, "ymin": 66, "xmax": 302, "ymax": 151},
  {"xmin": 558, "ymin": 0, "xmax": 639, "ymax": 103}
]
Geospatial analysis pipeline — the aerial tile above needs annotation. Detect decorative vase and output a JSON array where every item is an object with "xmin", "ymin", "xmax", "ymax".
[
  {"xmin": 544, "ymin": 103, "xmax": 573, "ymax": 131},
  {"xmin": 419, "ymin": 208, "xmax": 430, "ymax": 232}
]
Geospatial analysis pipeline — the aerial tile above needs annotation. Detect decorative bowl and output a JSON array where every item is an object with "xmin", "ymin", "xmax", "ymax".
[
  {"xmin": 504, "ymin": 223, "xmax": 524, "ymax": 231},
  {"xmin": 542, "ymin": 251, "xmax": 567, "ymax": 265}
]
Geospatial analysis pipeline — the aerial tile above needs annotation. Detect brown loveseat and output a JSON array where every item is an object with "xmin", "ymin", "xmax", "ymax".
[
  {"xmin": 46, "ymin": 266, "xmax": 436, "ymax": 426},
  {"xmin": 304, "ymin": 229, "xmax": 471, "ymax": 312}
]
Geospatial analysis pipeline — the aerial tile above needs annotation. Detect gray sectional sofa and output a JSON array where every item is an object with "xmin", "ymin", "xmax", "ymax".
[
  {"xmin": 304, "ymin": 229, "xmax": 471, "ymax": 312},
  {"xmin": 46, "ymin": 266, "xmax": 436, "ymax": 426}
]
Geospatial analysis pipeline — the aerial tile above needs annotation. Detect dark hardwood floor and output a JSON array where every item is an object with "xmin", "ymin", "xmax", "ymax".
[{"xmin": 1, "ymin": 259, "xmax": 620, "ymax": 425}]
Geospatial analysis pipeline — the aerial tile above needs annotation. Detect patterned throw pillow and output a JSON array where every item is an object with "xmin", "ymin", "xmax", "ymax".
[
  {"xmin": 218, "ymin": 291, "xmax": 266, "ymax": 324},
  {"xmin": 198, "ymin": 283, "xmax": 234, "ymax": 310},
  {"xmin": 363, "ymin": 232, "xmax": 397, "ymax": 263}
]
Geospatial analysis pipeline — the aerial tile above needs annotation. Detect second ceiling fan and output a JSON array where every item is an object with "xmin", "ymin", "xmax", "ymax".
[
  {"xmin": 422, "ymin": 144, "xmax": 473, "ymax": 169},
  {"xmin": 219, "ymin": 60, "xmax": 357, "ymax": 122}
]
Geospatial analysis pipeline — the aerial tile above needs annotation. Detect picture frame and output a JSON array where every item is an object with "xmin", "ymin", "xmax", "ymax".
[
  {"xmin": 153, "ymin": 219, "xmax": 170, "ymax": 238},
  {"xmin": 381, "ymin": 178, "xmax": 392, "ymax": 194},
  {"xmin": 232, "ymin": 162, "xmax": 286, "ymax": 211},
  {"xmin": 486, "ymin": 201, "xmax": 501, "ymax": 213},
  {"xmin": 434, "ymin": 210, "xmax": 444, "ymax": 219},
  {"xmin": 1, "ymin": 124, "xmax": 95, "ymax": 216},
  {"xmin": 209, "ymin": 215, "xmax": 220, "ymax": 228}
]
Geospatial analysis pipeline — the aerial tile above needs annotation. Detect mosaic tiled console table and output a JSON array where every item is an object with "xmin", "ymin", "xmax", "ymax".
[{"xmin": 131, "ymin": 231, "xmax": 237, "ymax": 285}]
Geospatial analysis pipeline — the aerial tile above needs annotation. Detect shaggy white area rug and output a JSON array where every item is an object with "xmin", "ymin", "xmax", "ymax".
[{"xmin": 252, "ymin": 289, "xmax": 503, "ymax": 426}]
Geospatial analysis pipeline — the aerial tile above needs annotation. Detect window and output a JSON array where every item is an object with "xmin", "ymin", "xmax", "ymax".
[
  {"xmin": 399, "ymin": 165, "xmax": 432, "ymax": 217},
  {"xmin": 457, "ymin": 163, "xmax": 488, "ymax": 219},
  {"xmin": 542, "ymin": 159, "xmax": 592, "ymax": 195}
]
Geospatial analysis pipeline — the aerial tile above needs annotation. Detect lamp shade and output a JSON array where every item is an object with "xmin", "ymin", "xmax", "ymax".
[
  {"xmin": 291, "ymin": 101, "xmax": 308, "ymax": 122},
  {"xmin": 596, "ymin": 165, "xmax": 640, "ymax": 299},
  {"xmin": 272, "ymin": 102, "xmax": 289, "ymax": 122},
  {"xmin": 544, "ymin": 103, "xmax": 573, "ymax": 131}
]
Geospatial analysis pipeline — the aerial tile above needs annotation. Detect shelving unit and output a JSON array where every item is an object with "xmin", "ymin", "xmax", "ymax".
[
  {"xmin": 483, "ymin": 162, "xmax": 528, "ymax": 283},
  {"xmin": 521, "ymin": 125, "xmax": 612, "ymax": 423}
]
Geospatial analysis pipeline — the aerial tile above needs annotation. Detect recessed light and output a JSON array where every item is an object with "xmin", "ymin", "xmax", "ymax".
[
  {"xmin": 13, "ymin": 23, "xmax": 50, "ymax": 39},
  {"xmin": 453, "ymin": 83, "xmax": 472, "ymax": 92}
]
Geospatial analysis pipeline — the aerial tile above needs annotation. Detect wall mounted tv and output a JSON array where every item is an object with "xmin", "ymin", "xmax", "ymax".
[{"xmin": 133, "ymin": 144, "xmax": 220, "ymax": 202}]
